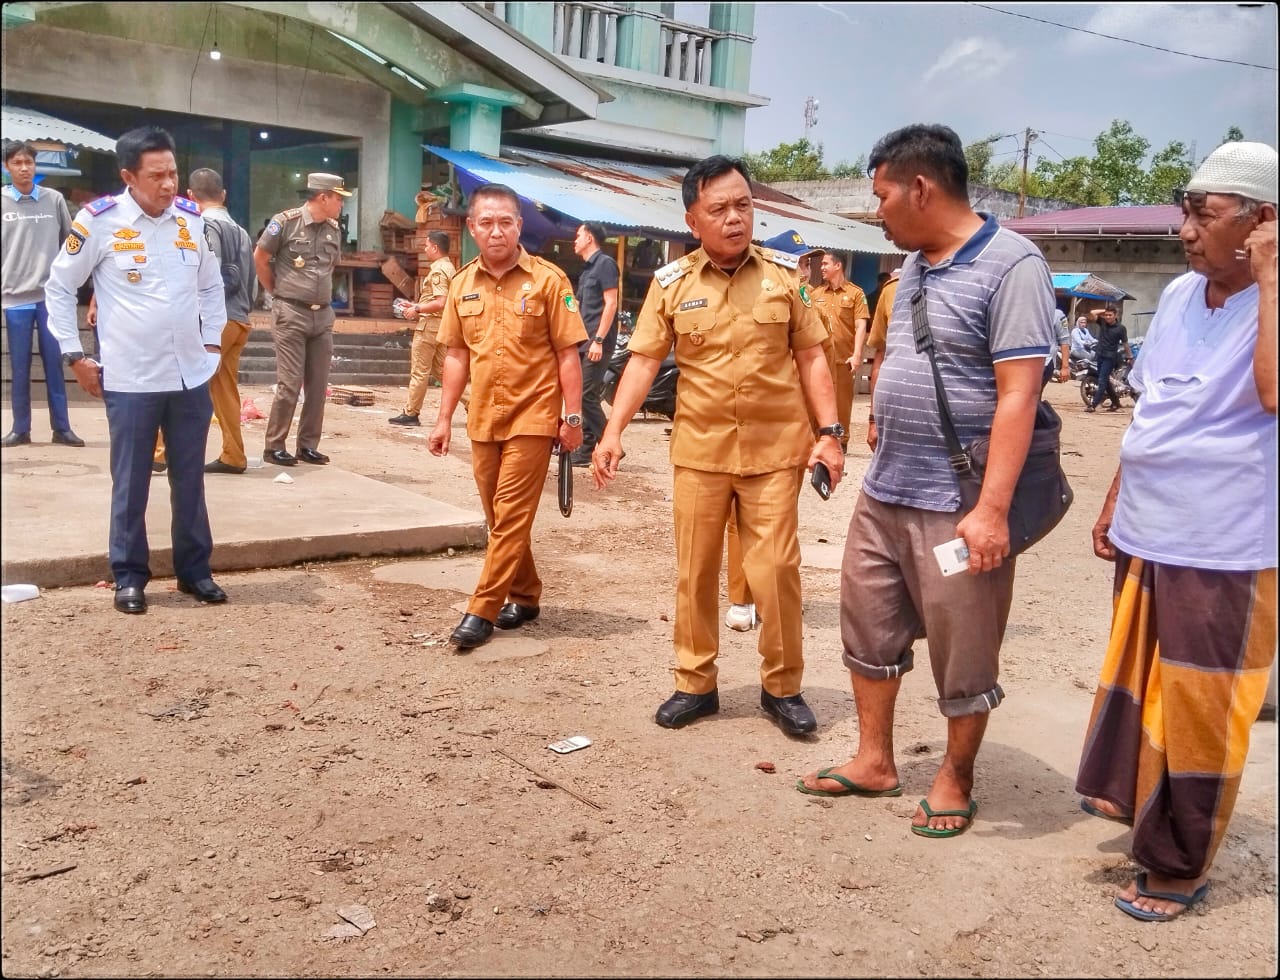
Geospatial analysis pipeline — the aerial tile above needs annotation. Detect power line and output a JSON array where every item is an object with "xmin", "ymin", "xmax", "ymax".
[{"xmin": 967, "ymin": 3, "xmax": 1278, "ymax": 71}]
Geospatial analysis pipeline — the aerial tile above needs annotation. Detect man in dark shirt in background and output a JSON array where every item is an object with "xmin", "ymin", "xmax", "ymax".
[
  {"xmin": 570, "ymin": 222, "xmax": 620, "ymax": 467},
  {"xmin": 1086, "ymin": 307, "xmax": 1133, "ymax": 413}
]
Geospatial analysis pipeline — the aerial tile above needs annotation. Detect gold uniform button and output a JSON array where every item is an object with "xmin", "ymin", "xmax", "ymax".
[{"xmin": 690, "ymin": 333, "xmax": 703, "ymax": 347}]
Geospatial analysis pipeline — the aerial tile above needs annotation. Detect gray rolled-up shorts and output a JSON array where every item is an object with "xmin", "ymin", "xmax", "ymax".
[{"xmin": 840, "ymin": 492, "xmax": 1014, "ymax": 717}]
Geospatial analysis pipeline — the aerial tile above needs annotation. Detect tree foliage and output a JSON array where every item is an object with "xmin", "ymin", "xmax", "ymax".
[{"xmin": 745, "ymin": 118, "xmax": 1212, "ymax": 205}]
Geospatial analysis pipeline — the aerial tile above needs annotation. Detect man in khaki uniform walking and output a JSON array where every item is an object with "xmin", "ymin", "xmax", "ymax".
[
  {"xmin": 593, "ymin": 156, "xmax": 845, "ymax": 735},
  {"xmin": 429, "ymin": 183, "xmax": 586, "ymax": 651},
  {"xmin": 253, "ymin": 172, "xmax": 348, "ymax": 466},
  {"xmin": 811, "ymin": 251, "xmax": 869, "ymax": 452},
  {"xmin": 390, "ymin": 230, "xmax": 455, "ymax": 426}
]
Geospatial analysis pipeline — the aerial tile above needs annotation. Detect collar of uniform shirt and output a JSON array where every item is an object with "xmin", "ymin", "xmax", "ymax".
[
  {"xmin": 118, "ymin": 188, "xmax": 184, "ymax": 224},
  {"xmin": 477, "ymin": 245, "xmax": 534, "ymax": 281}
]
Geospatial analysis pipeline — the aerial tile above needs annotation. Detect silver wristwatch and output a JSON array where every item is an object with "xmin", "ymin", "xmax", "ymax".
[{"xmin": 565, "ymin": 413, "xmax": 583, "ymax": 427}]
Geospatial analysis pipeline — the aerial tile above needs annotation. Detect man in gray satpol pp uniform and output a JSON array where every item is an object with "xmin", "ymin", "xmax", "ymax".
[{"xmin": 253, "ymin": 172, "xmax": 348, "ymax": 466}]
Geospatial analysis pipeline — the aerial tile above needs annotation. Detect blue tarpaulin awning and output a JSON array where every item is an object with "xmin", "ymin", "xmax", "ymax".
[
  {"xmin": 1051, "ymin": 272, "xmax": 1135, "ymax": 301},
  {"xmin": 423, "ymin": 145, "xmax": 902, "ymax": 255}
]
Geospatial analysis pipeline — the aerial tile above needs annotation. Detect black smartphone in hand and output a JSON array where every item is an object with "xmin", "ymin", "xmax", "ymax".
[{"xmin": 811, "ymin": 462, "xmax": 832, "ymax": 500}]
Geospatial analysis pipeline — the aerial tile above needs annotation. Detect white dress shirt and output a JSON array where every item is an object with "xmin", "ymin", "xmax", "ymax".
[{"xmin": 44, "ymin": 189, "xmax": 227, "ymax": 393}]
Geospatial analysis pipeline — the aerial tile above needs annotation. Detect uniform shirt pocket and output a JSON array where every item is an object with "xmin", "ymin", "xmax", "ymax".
[
  {"xmin": 456, "ymin": 295, "xmax": 486, "ymax": 346},
  {"xmin": 751, "ymin": 295, "xmax": 792, "ymax": 352},
  {"xmin": 518, "ymin": 297, "xmax": 546, "ymax": 339},
  {"xmin": 673, "ymin": 309, "xmax": 716, "ymax": 357}
]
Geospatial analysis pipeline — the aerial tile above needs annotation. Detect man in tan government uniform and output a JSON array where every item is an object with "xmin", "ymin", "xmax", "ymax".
[
  {"xmin": 429, "ymin": 183, "xmax": 586, "ymax": 651},
  {"xmin": 593, "ymin": 156, "xmax": 845, "ymax": 735},
  {"xmin": 253, "ymin": 172, "xmax": 347, "ymax": 466},
  {"xmin": 390, "ymin": 230, "xmax": 455, "ymax": 426},
  {"xmin": 811, "ymin": 251, "xmax": 869, "ymax": 452},
  {"xmin": 724, "ymin": 229, "xmax": 834, "ymax": 634}
]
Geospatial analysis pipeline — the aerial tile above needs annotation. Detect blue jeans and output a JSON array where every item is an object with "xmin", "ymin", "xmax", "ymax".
[
  {"xmin": 103, "ymin": 384, "xmax": 215, "ymax": 589},
  {"xmin": 4, "ymin": 303, "xmax": 71, "ymax": 434},
  {"xmin": 1090, "ymin": 354, "xmax": 1121, "ymax": 408}
]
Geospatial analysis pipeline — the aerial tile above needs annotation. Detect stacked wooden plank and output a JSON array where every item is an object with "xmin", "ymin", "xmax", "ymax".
[{"xmin": 328, "ymin": 384, "xmax": 376, "ymax": 406}]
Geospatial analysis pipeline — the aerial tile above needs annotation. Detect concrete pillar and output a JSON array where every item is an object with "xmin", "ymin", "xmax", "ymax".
[
  {"xmin": 709, "ymin": 2, "xmax": 753, "ymax": 92},
  {"xmin": 503, "ymin": 2, "xmax": 554, "ymax": 49},
  {"xmin": 617, "ymin": 2, "xmax": 663, "ymax": 75},
  {"xmin": 387, "ymin": 98, "xmax": 423, "ymax": 221},
  {"xmin": 222, "ymin": 122, "xmax": 253, "ymax": 231}
]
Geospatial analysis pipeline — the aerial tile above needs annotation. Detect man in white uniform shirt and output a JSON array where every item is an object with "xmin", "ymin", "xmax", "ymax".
[{"xmin": 44, "ymin": 126, "xmax": 229, "ymax": 615}]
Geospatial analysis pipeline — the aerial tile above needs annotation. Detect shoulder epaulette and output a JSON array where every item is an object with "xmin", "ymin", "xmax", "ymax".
[
  {"xmin": 761, "ymin": 247, "xmax": 799, "ymax": 270},
  {"xmin": 654, "ymin": 256, "xmax": 692, "ymax": 288},
  {"xmin": 84, "ymin": 196, "xmax": 117, "ymax": 217},
  {"xmin": 283, "ymin": 207, "xmax": 303, "ymax": 219},
  {"xmin": 325, "ymin": 217, "xmax": 340, "ymax": 228},
  {"xmin": 173, "ymin": 196, "xmax": 200, "ymax": 215}
]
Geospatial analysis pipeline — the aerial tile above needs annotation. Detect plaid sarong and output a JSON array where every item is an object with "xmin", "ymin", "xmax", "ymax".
[{"xmin": 1076, "ymin": 554, "xmax": 1276, "ymax": 878}]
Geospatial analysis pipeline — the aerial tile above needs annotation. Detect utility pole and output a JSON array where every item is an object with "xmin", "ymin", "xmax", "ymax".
[
  {"xmin": 803, "ymin": 96, "xmax": 819, "ymax": 142},
  {"xmin": 1017, "ymin": 127, "xmax": 1038, "ymax": 218}
]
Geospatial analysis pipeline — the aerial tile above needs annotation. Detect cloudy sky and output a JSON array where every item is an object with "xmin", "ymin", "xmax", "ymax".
[{"xmin": 730, "ymin": 2, "xmax": 1278, "ymax": 173}]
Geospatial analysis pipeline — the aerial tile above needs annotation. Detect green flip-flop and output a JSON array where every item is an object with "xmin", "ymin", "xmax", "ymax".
[
  {"xmin": 794, "ymin": 767, "xmax": 904, "ymax": 798},
  {"xmin": 910, "ymin": 798, "xmax": 978, "ymax": 838}
]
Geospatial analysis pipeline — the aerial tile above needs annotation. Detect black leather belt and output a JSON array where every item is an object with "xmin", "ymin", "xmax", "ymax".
[{"xmin": 277, "ymin": 296, "xmax": 325, "ymax": 311}]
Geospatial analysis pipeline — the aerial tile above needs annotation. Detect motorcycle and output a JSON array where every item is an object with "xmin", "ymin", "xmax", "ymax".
[
  {"xmin": 601, "ymin": 321, "xmax": 679, "ymax": 421},
  {"xmin": 1079, "ymin": 351, "xmax": 1138, "ymax": 408}
]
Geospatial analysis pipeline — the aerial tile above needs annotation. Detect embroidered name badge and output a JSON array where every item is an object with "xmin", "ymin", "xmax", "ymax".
[
  {"xmin": 112, "ymin": 242, "xmax": 145, "ymax": 252},
  {"xmin": 679, "ymin": 298, "xmax": 709, "ymax": 311},
  {"xmin": 461, "ymin": 292, "xmax": 480, "ymax": 302},
  {"xmin": 175, "ymin": 240, "xmax": 197, "ymax": 250}
]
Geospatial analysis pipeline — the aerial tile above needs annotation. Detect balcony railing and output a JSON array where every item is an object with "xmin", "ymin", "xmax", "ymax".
[{"xmin": 480, "ymin": 2, "xmax": 730, "ymax": 86}]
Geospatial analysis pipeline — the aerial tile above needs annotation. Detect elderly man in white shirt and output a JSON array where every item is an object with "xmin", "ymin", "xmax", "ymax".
[{"xmin": 44, "ymin": 126, "xmax": 228, "ymax": 615}]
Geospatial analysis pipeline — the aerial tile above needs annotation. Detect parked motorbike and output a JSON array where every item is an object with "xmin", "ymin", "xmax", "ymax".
[
  {"xmin": 1080, "ymin": 352, "xmax": 1138, "ymax": 408},
  {"xmin": 602, "ymin": 328, "xmax": 679, "ymax": 420}
]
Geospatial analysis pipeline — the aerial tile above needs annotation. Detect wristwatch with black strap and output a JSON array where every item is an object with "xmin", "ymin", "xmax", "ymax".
[{"xmin": 817, "ymin": 423, "xmax": 845, "ymax": 440}]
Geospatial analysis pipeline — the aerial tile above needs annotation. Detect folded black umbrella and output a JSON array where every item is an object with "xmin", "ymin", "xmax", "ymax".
[{"xmin": 558, "ymin": 448, "xmax": 573, "ymax": 518}]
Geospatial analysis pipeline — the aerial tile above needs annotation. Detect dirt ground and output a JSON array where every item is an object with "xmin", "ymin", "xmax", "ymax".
[{"xmin": 1, "ymin": 376, "xmax": 1276, "ymax": 978}]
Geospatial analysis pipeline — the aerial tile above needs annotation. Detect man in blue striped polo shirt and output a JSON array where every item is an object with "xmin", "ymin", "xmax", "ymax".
[{"xmin": 796, "ymin": 125, "xmax": 1055, "ymax": 839}]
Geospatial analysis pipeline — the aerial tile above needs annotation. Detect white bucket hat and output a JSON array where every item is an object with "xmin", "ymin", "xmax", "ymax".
[{"xmin": 1185, "ymin": 141, "xmax": 1277, "ymax": 204}]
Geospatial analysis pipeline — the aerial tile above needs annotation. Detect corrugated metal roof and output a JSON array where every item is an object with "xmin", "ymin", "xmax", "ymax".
[
  {"xmin": 1004, "ymin": 205, "xmax": 1184, "ymax": 236},
  {"xmin": 425, "ymin": 145, "xmax": 903, "ymax": 256},
  {"xmin": 1, "ymin": 106, "xmax": 116, "ymax": 152},
  {"xmin": 1051, "ymin": 272, "xmax": 1134, "ymax": 301}
]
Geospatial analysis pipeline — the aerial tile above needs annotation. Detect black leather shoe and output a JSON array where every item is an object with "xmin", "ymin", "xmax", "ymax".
[
  {"xmin": 51, "ymin": 429, "xmax": 85, "ymax": 447},
  {"xmin": 113, "ymin": 586, "xmax": 147, "ymax": 614},
  {"xmin": 495, "ymin": 602, "xmax": 540, "ymax": 630},
  {"xmin": 2, "ymin": 431, "xmax": 32, "ymax": 447},
  {"xmin": 760, "ymin": 690, "xmax": 818, "ymax": 735},
  {"xmin": 297, "ymin": 448, "xmax": 329, "ymax": 464},
  {"xmin": 177, "ymin": 578, "xmax": 227, "ymax": 604},
  {"xmin": 655, "ymin": 690, "xmax": 719, "ymax": 728},
  {"xmin": 388, "ymin": 413, "xmax": 420, "ymax": 426},
  {"xmin": 151, "ymin": 461, "xmax": 167, "ymax": 473},
  {"xmin": 450, "ymin": 613, "xmax": 494, "ymax": 650},
  {"xmin": 263, "ymin": 449, "xmax": 297, "ymax": 466},
  {"xmin": 205, "ymin": 459, "xmax": 246, "ymax": 474}
]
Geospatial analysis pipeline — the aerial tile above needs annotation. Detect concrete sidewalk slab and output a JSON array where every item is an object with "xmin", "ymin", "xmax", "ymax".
[{"xmin": 1, "ymin": 409, "xmax": 487, "ymax": 589}]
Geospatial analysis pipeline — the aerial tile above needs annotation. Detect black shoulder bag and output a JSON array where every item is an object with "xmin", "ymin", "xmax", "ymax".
[{"xmin": 910, "ymin": 288, "xmax": 1073, "ymax": 556}]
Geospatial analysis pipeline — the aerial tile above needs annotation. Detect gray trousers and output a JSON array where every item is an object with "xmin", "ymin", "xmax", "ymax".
[{"xmin": 266, "ymin": 302, "xmax": 333, "ymax": 453}]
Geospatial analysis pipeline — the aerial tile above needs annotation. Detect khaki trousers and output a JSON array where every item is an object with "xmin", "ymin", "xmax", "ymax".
[
  {"xmin": 674, "ymin": 466, "xmax": 806, "ymax": 697},
  {"xmin": 468, "ymin": 435, "xmax": 555, "ymax": 621},
  {"xmin": 404, "ymin": 319, "xmax": 446, "ymax": 416},
  {"xmin": 154, "ymin": 318, "xmax": 251, "ymax": 468},
  {"xmin": 834, "ymin": 359, "xmax": 854, "ymax": 441},
  {"xmin": 265, "ymin": 303, "xmax": 333, "ymax": 453}
]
